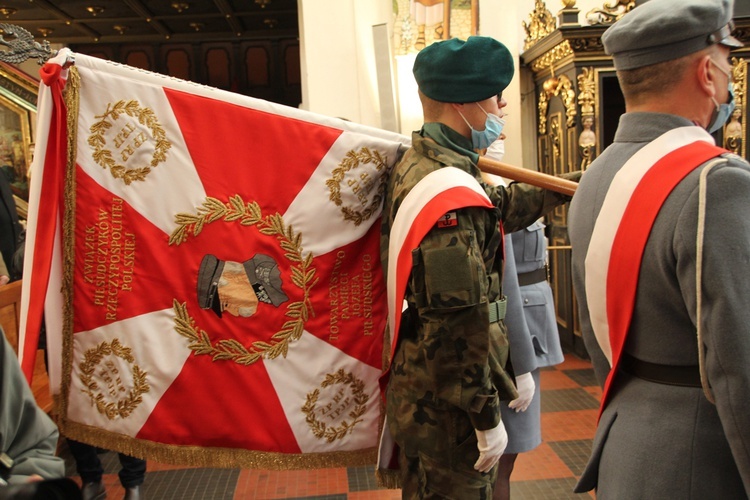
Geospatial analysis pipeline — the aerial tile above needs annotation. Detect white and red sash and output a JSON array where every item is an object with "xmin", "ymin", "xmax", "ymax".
[
  {"xmin": 584, "ymin": 126, "xmax": 726, "ymax": 416},
  {"xmin": 377, "ymin": 166, "xmax": 493, "ymax": 471}
]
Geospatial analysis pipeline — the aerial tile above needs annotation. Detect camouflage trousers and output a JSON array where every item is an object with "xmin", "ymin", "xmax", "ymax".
[{"xmin": 387, "ymin": 387, "xmax": 498, "ymax": 499}]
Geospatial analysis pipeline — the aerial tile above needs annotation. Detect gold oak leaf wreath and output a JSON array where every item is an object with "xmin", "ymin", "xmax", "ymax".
[
  {"xmin": 169, "ymin": 195, "xmax": 319, "ymax": 365},
  {"xmin": 301, "ymin": 368, "xmax": 369, "ymax": 442},
  {"xmin": 79, "ymin": 339, "xmax": 150, "ymax": 420},
  {"xmin": 326, "ymin": 147, "xmax": 388, "ymax": 226},
  {"xmin": 88, "ymin": 99, "xmax": 171, "ymax": 185}
]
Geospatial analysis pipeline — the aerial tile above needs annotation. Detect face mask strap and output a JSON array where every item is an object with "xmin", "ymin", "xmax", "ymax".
[
  {"xmin": 457, "ymin": 109, "xmax": 474, "ymax": 130},
  {"xmin": 475, "ymin": 102, "xmax": 490, "ymax": 117}
]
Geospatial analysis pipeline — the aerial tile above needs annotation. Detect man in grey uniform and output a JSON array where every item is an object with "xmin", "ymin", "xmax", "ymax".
[{"xmin": 569, "ymin": 0, "xmax": 750, "ymax": 497}]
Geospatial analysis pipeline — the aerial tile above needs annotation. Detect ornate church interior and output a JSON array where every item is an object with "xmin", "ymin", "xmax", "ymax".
[{"xmin": 1, "ymin": 0, "xmax": 749, "ymax": 498}]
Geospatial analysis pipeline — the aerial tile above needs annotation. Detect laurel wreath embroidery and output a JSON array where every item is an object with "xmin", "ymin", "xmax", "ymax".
[
  {"xmin": 301, "ymin": 369, "xmax": 369, "ymax": 442},
  {"xmin": 326, "ymin": 147, "xmax": 388, "ymax": 226},
  {"xmin": 169, "ymin": 195, "xmax": 318, "ymax": 365},
  {"xmin": 88, "ymin": 99, "xmax": 171, "ymax": 184},
  {"xmin": 79, "ymin": 339, "xmax": 150, "ymax": 420}
]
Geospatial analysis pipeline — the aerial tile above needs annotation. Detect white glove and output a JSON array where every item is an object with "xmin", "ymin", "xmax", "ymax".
[
  {"xmin": 474, "ymin": 421, "xmax": 508, "ymax": 473},
  {"xmin": 508, "ymin": 372, "xmax": 535, "ymax": 413}
]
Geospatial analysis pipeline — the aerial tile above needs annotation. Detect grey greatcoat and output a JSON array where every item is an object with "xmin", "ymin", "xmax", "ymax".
[
  {"xmin": 0, "ymin": 330, "xmax": 64, "ymax": 485},
  {"xmin": 569, "ymin": 112, "xmax": 750, "ymax": 498}
]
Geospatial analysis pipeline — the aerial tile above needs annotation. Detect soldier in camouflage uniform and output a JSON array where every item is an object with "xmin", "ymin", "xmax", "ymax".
[{"xmin": 380, "ymin": 36, "xmax": 575, "ymax": 498}]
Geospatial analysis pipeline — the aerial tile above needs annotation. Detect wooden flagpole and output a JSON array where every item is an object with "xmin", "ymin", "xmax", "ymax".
[{"xmin": 477, "ymin": 156, "xmax": 578, "ymax": 197}]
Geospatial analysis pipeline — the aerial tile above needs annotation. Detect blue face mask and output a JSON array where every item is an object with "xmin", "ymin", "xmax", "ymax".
[
  {"xmin": 707, "ymin": 59, "xmax": 735, "ymax": 134},
  {"xmin": 708, "ymin": 82, "xmax": 735, "ymax": 134},
  {"xmin": 459, "ymin": 103, "xmax": 505, "ymax": 150}
]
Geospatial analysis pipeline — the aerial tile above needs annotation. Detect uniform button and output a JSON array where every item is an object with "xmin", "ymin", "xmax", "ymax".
[{"xmin": 524, "ymin": 298, "xmax": 529, "ymax": 304}]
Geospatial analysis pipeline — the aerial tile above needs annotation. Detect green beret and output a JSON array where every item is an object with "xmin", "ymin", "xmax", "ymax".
[
  {"xmin": 413, "ymin": 36, "xmax": 514, "ymax": 103},
  {"xmin": 603, "ymin": 0, "xmax": 742, "ymax": 71}
]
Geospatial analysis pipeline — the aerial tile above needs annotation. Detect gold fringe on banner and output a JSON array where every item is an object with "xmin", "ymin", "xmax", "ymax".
[
  {"xmin": 57, "ymin": 65, "xmax": 81, "ymax": 430},
  {"xmin": 375, "ymin": 467, "xmax": 401, "ymax": 489},
  {"xmin": 62, "ymin": 421, "xmax": 377, "ymax": 470}
]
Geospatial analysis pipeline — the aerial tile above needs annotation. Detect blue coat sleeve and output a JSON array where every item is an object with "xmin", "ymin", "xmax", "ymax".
[{"xmin": 501, "ymin": 233, "xmax": 538, "ymax": 376}]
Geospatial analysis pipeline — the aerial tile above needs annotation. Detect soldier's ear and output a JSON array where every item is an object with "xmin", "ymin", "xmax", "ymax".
[{"xmin": 696, "ymin": 54, "xmax": 716, "ymax": 98}]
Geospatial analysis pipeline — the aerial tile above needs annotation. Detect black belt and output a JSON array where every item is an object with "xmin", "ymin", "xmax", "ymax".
[
  {"xmin": 517, "ymin": 266, "xmax": 547, "ymax": 286},
  {"xmin": 620, "ymin": 352, "xmax": 702, "ymax": 388}
]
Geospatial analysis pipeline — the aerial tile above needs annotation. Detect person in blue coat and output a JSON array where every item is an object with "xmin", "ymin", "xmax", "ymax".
[{"xmin": 483, "ymin": 139, "xmax": 564, "ymax": 500}]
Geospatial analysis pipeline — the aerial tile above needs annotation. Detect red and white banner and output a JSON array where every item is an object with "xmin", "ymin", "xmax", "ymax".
[
  {"xmin": 584, "ymin": 126, "xmax": 724, "ymax": 415},
  {"xmin": 20, "ymin": 48, "xmax": 409, "ymax": 468}
]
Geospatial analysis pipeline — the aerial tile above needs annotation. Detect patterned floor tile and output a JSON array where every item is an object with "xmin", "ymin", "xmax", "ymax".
[
  {"xmin": 237, "ymin": 469, "xmax": 349, "ymax": 499},
  {"xmin": 512, "ymin": 442, "xmax": 574, "ymax": 481},
  {"xmin": 541, "ymin": 388, "xmax": 600, "ymax": 412},
  {"xmin": 549, "ymin": 439, "xmax": 595, "ymax": 478},
  {"xmin": 562, "ymin": 368, "xmax": 599, "ymax": 388},
  {"xmin": 509, "ymin": 477, "xmax": 586, "ymax": 499},
  {"xmin": 540, "ymin": 369, "xmax": 581, "ymax": 390},
  {"xmin": 281, "ymin": 496, "xmax": 347, "ymax": 500},
  {"xmin": 583, "ymin": 385, "xmax": 602, "ymax": 402},
  {"xmin": 145, "ymin": 467, "xmax": 240, "ymax": 499},
  {"xmin": 541, "ymin": 409, "xmax": 598, "ymax": 442},
  {"xmin": 556, "ymin": 354, "xmax": 595, "ymax": 371},
  {"xmin": 347, "ymin": 491, "xmax": 402, "ymax": 499},
  {"xmin": 510, "ymin": 478, "xmax": 587, "ymax": 500},
  {"xmin": 346, "ymin": 465, "xmax": 381, "ymax": 492}
]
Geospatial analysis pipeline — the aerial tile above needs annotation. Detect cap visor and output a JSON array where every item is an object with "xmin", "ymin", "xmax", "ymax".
[{"xmin": 721, "ymin": 35, "xmax": 744, "ymax": 48}]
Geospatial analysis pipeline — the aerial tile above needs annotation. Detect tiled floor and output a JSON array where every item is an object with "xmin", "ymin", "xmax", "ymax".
[{"xmin": 59, "ymin": 352, "xmax": 600, "ymax": 499}]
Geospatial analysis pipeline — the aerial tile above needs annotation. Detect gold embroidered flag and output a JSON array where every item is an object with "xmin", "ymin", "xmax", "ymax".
[{"xmin": 20, "ymin": 48, "xmax": 408, "ymax": 468}]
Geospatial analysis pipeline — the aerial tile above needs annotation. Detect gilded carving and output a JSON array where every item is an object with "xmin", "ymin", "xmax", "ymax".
[
  {"xmin": 88, "ymin": 100, "xmax": 171, "ymax": 185},
  {"xmin": 725, "ymin": 57, "xmax": 747, "ymax": 156},
  {"xmin": 538, "ymin": 74, "xmax": 577, "ymax": 135},
  {"xmin": 577, "ymin": 67, "xmax": 597, "ymax": 169},
  {"xmin": 170, "ymin": 196, "xmax": 318, "ymax": 365},
  {"xmin": 79, "ymin": 338, "xmax": 150, "ymax": 420},
  {"xmin": 302, "ymin": 368, "xmax": 369, "ymax": 442},
  {"xmin": 549, "ymin": 114, "xmax": 562, "ymax": 176},
  {"xmin": 538, "ymin": 90, "xmax": 549, "ymax": 135},
  {"xmin": 569, "ymin": 36, "xmax": 604, "ymax": 53},
  {"xmin": 326, "ymin": 147, "xmax": 389, "ymax": 226},
  {"xmin": 530, "ymin": 41, "xmax": 573, "ymax": 73},
  {"xmin": 585, "ymin": 0, "xmax": 635, "ymax": 25},
  {"xmin": 579, "ymin": 117, "xmax": 596, "ymax": 170},
  {"xmin": 577, "ymin": 67, "xmax": 596, "ymax": 117},
  {"xmin": 523, "ymin": 0, "xmax": 556, "ymax": 50},
  {"xmin": 731, "ymin": 58, "xmax": 746, "ymax": 117}
]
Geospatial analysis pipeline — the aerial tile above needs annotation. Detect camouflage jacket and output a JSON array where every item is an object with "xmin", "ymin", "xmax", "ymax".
[{"xmin": 380, "ymin": 123, "xmax": 570, "ymax": 431}]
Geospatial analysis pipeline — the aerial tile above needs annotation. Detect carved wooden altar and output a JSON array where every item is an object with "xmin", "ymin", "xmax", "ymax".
[{"xmin": 519, "ymin": 0, "xmax": 750, "ymax": 357}]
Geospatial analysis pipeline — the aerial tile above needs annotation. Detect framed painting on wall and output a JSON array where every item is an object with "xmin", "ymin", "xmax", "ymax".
[
  {"xmin": 0, "ymin": 94, "xmax": 32, "ymax": 199},
  {"xmin": 393, "ymin": 0, "xmax": 479, "ymax": 56},
  {"xmin": 0, "ymin": 62, "xmax": 39, "ymax": 202}
]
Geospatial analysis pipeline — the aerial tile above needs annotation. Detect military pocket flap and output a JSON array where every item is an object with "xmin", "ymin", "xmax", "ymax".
[
  {"xmin": 521, "ymin": 289, "xmax": 547, "ymax": 307},
  {"xmin": 422, "ymin": 244, "xmax": 480, "ymax": 309}
]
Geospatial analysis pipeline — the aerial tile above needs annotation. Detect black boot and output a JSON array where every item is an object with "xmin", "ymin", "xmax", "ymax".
[
  {"xmin": 81, "ymin": 481, "xmax": 106, "ymax": 500},
  {"xmin": 123, "ymin": 485, "xmax": 141, "ymax": 500}
]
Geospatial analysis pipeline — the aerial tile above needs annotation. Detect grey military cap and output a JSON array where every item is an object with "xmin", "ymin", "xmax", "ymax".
[
  {"xmin": 243, "ymin": 253, "xmax": 289, "ymax": 307},
  {"xmin": 197, "ymin": 254, "xmax": 225, "ymax": 317},
  {"xmin": 602, "ymin": 0, "xmax": 743, "ymax": 71}
]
